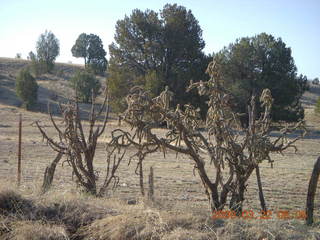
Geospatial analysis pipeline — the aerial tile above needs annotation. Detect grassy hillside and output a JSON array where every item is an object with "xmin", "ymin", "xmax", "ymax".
[
  {"xmin": 0, "ymin": 57, "xmax": 83, "ymax": 109},
  {"xmin": 0, "ymin": 57, "xmax": 320, "ymax": 239},
  {"xmin": 0, "ymin": 57, "xmax": 109, "ymax": 119}
]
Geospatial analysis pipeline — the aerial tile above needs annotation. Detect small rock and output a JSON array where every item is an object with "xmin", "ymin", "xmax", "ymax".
[{"xmin": 127, "ymin": 199, "xmax": 137, "ymax": 205}]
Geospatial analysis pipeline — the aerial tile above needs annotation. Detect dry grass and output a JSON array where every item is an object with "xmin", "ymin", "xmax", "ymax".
[
  {"xmin": 4, "ymin": 221, "xmax": 68, "ymax": 240},
  {"xmin": 0, "ymin": 190, "xmax": 34, "ymax": 217},
  {"xmin": 0, "ymin": 189, "xmax": 115, "ymax": 239},
  {"xmin": 77, "ymin": 209, "xmax": 216, "ymax": 240},
  {"xmin": 1, "ymin": 58, "xmax": 320, "ymax": 239},
  {"xmin": 0, "ymin": 187, "xmax": 320, "ymax": 239}
]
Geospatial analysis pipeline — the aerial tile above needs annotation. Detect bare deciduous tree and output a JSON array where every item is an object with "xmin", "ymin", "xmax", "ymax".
[{"xmin": 109, "ymin": 60, "xmax": 305, "ymax": 213}]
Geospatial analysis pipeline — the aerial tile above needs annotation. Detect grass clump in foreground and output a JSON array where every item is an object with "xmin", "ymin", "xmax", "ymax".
[
  {"xmin": 4, "ymin": 221, "xmax": 68, "ymax": 240},
  {"xmin": 0, "ymin": 189, "xmax": 110, "ymax": 239},
  {"xmin": 0, "ymin": 189, "xmax": 320, "ymax": 239}
]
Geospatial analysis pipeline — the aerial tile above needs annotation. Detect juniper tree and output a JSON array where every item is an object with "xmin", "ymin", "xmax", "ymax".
[
  {"xmin": 16, "ymin": 68, "xmax": 38, "ymax": 110},
  {"xmin": 213, "ymin": 33, "xmax": 308, "ymax": 123},
  {"xmin": 108, "ymin": 4, "xmax": 210, "ymax": 112},
  {"xmin": 36, "ymin": 30, "xmax": 60, "ymax": 73},
  {"xmin": 71, "ymin": 33, "xmax": 107, "ymax": 75}
]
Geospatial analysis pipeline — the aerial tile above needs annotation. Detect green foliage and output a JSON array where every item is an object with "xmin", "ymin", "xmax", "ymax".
[
  {"xmin": 144, "ymin": 70, "xmax": 165, "ymax": 97},
  {"xmin": 15, "ymin": 53, "xmax": 21, "ymax": 59},
  {"xmin": 28, "ymin": 51, "xmax": 36, "ymax": 61},
  {"xmin": 71, "ymin": 33, "xmax": 107, "ymax": 75},
  {"xmin": 70, "ymin": 71, "xmax": 101, "ymax": 103},
  {"xmin": 312, "ymin": 78, "xmax": 319, "ymax": 85},
  {"xmin": 108, "ymin": 4, "xmax": 209, "ymax": 112},
  {"xmin": 36, "ymin": 30, "xmax": 60, "ymax": 73},
  {"xmin": 28, "ymin": 51, "xmax": 46, "ymax": 77},
  {"xmin": 107, "ymin": 61, "xmax": 134, "ymax": 112},
  {"xmin": 15, "ymin": 68, "xmax": 38, "ymax": 110},
  {"xmin": 213, "ymin": 33, "xmax": 308, "ymax": 122}
]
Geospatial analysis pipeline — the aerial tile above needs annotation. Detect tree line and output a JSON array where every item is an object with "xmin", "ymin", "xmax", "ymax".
[{"xmin": 16, "ymin": 3, "xmax": 308, "ymax": 123}]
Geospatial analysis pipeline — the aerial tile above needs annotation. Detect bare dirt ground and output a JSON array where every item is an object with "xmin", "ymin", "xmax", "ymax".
[{"xmin": 0, "ymin": 57, "xmax": 320, "ymax": 239}]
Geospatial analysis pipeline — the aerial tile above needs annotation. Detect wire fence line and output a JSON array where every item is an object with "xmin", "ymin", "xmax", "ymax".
[{"xmin": 259, "ymin": 166, "xmax": 314, "ymax": 171}]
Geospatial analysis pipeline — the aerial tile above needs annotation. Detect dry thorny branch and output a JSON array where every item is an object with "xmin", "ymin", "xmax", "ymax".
[
  {"xmin": 109, "ymin": 60, "xmax": 306, "ymax": 213},
  {"xmin": 35, "ymin": 90, "xmax": 125, "ymax": 196}
]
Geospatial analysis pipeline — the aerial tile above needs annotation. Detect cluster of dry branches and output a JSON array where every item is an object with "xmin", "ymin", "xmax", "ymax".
[
  {"xmin": 108, "ymin": 60, "xmax": 306, "ymax": 213},
  {"xmin": 35, "ymin": 91, "xmax": 125, "ymax": 196}
]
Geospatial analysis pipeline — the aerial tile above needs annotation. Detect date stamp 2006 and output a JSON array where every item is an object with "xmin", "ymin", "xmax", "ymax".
[{"xmin": 212, "ymin": 210, "xmax": 307, "ymax": 220}]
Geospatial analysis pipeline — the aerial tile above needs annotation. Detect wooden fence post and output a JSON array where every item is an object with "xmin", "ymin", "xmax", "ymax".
[
  {"xmin": 306, "ymin": 156, "xmax": 320, "ymax": 225},
  {"xmin": 148, "ymin": 166, "xmax": 154, "ymax": 201},
  {"xmin": 139, "ymin": 159, "xmax": 145, "ymax": 196},
  {"xmin": 256, "ymin": 166, "xmax": 267, "ymax": 212},
  {"xmin": 17, "ymin": 113, "xmax": 22, "ymax": 186},
  {"xmin": 41, "ymin": 152, "xmax": 63, "ymax": 194},
  {"xmin": 118, "ymin": 115, "xmax": 122, "ymax": 127}
]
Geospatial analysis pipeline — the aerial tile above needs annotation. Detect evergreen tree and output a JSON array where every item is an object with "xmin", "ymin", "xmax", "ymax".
[
  {"xmin": 213, "ymin": 33, "xmax": 308, "ymax": 122},
  {"xmin": 108, "ymin": 4, "xmax": 209, "ymax": 111},
  {"xmin": 72, "ymin": 33, "xmax": 107, "ymax": 75},
  {"xmin": 16, "ymin": 68, "xmax": 38, "ymax": 110},
  {"xmin": 36, "ymin": 30, "xmax": 60, "ymax": 73},
  {"xmin": 70, "ymin": 71, "xmax": 101, "ymax": 103}
]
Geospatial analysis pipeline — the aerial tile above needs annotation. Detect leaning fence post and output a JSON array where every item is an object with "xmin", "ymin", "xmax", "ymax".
[
  {"xmin": 306, "ymin": 156, "xmax": 320, "ymax": 225},
  {"xmin": 256, "ymin": 166, "xmax": 267, "ymax": 212},
  {"xmin": 148, "ymin": 166, "xmax": 154, "ymax": 201},
  {"xmin": 17, "ymin": 113, "xmax": 22, "ymax": 186}
]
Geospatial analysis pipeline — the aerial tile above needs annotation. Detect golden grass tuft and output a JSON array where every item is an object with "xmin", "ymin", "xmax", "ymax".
[
  {"xmin": 162, "ymin": 228, "xmax": 214, "ymax": 240},
  {"xmin": 77, "ymin": 208, "xmax": 217, "ymax": 240},
  {"xmin": 0, "ymin": 188, "xmax": 113, "ymax": 239},
  {"xmin": 5, "ymin": 221, "xmax": 68, "ymax": 240}
]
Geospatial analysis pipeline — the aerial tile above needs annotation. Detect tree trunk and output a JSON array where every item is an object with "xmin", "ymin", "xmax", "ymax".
[
  {"xmin": 256, "ymin": 166, "xmax": 267, "ymax": 212},
  {"xmin": 41, "ymin": 152, "xmax": 63, "ymax": 194},
  {"xmin": 196, "ymin": 162, "xmax": 221, "ymax": 211},
  {"xmin": 229, "ymin": 179, "xmax": 246, "ymax": 215},
  {"xmin": 306, "ymin": 157, "xmax": 320, "ymax": 225},
  {"xmin": 84, "ymin": 176, "xmax": 97, "ymax": 195}
]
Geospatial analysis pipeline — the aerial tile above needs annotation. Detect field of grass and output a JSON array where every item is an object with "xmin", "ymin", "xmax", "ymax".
[{"xmin": 0, "ymin": 57, "xmax": 320, "ymax": 239}]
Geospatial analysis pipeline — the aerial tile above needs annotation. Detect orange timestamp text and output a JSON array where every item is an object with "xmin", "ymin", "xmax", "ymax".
[{"xmin": 212, "ymin": 210, "xmax": 306, "ymax": 220}]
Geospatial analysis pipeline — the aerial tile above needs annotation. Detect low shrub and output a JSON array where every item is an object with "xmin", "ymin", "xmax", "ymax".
[
  {"xmin": 15, "ymin": 68, "xmax": 38, "ymax": 110},
  {"xmin": 70, "ymin": 71, "xmax": 101, "ymax": 103}
]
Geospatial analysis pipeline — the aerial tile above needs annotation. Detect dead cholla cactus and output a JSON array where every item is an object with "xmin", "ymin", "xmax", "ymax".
[
  {"xmin": 110, "ymin": 60, "xmax": 305, "ymax": 213},
  {"xmin": 36, "ymin": 91, "xmax": 125, "ymax": 196},
  {"xmin": 159, "ymin": 86, "xmax": 174, "ymax": 110}
]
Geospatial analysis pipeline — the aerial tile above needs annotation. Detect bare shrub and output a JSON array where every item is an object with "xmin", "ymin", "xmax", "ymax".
[
  {"xmin": 36, "ymin": 90, "xmax": 124, "ymax": 196},
  {"xmin": 109, "ymin": 60, "xmax": 305, "ymax": 213}
]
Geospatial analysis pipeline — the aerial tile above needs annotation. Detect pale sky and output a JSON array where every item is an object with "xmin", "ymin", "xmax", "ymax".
[{"xmin": 0, "ymin": 0, "xmax": 319, "ymax": 79}]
